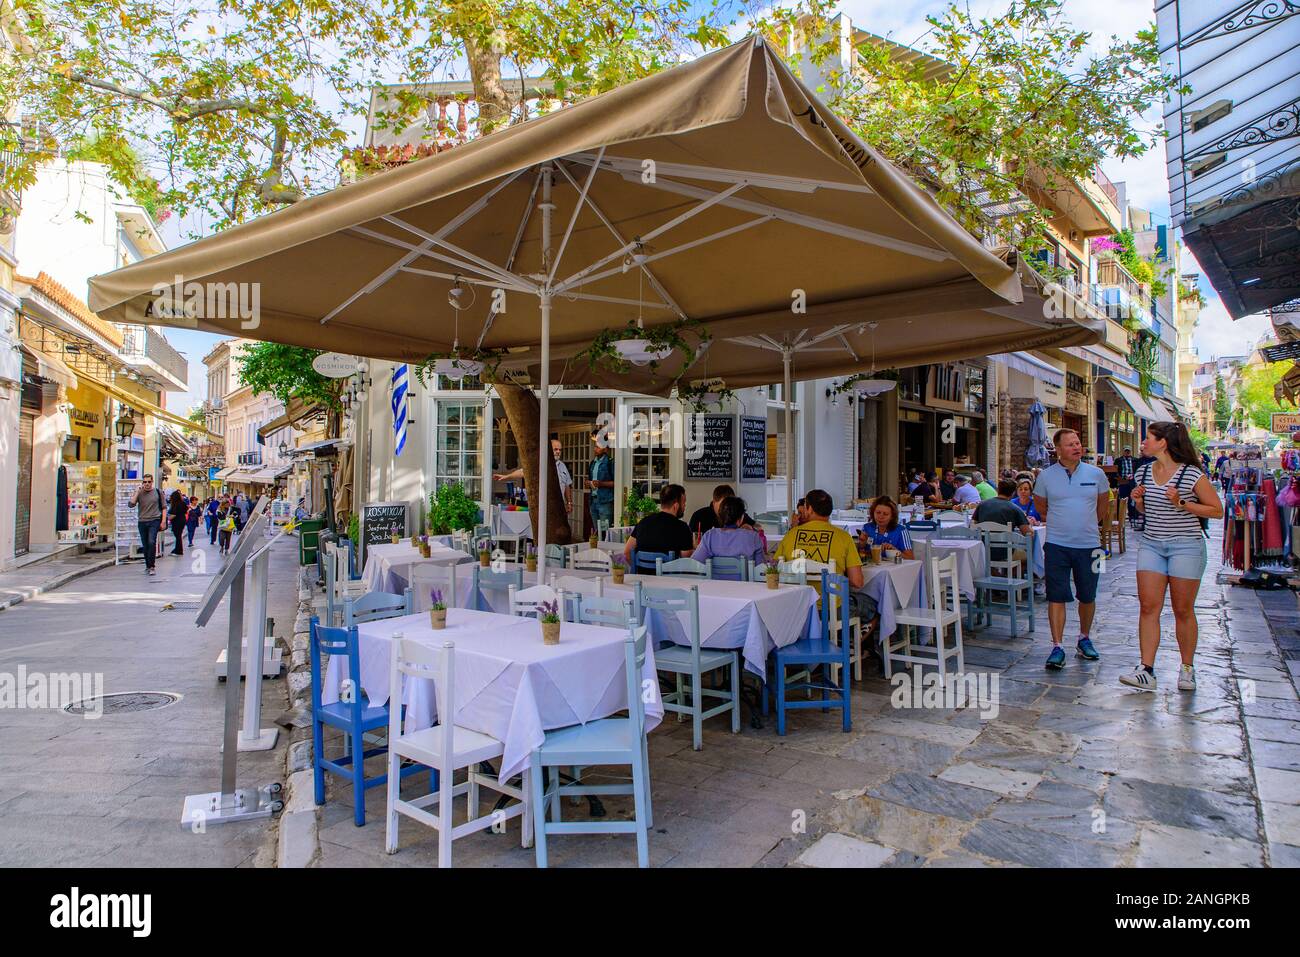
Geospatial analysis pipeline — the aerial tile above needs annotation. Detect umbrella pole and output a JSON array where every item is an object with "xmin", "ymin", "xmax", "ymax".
[
  {"xmin": 784, "ymin": 347, "xmax": 793, "ymax": 520},
  {"xmin": 537, "ymin": 165, "xmax": 553, "ymax": 583}
]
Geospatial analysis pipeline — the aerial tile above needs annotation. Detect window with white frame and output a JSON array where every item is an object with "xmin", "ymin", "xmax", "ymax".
[{"xmin": 433, "ymin": 399, "xmax": 484, "ymax": 501}]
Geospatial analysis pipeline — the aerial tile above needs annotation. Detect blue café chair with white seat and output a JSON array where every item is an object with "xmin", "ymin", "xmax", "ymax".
[
  {"xmin": 574, "ymin": 593, "xmax": 640, "ymax": 629},
  {"xmin": 767, "ymin": 570, "xmax": 853, "ymax": 736},
  {"xmin": 656, "ymin": 556, "xmax": 711, "ymax": 578},
  {"xmin": 709, "ymin": 556, "xmax": 749, "ymax": 581},
  {"xmin": 637, "ymin": 582, "xmax": 740, "ymax": 750},
  {"xmin": 309, "ymin": 616, "xmax": 433, "ymax": 826},
  {"xmin": 631, "ymin": 549, "xmax": 674, "ymax": 575},
  {"xmin": 343, "ymin": 588, "xmax": 413, "ymax": 628},
  {"xmin": 529, "ymin": 620, "xmax": 653, "ymax": 867}
]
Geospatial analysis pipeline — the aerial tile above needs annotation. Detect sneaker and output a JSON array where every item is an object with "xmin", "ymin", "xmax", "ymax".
[
  {"xmin": 1045, "ymin": 646, "xmax": 1066, "ymax": 670},
  {"xmin": 1177, "ymin": 664, "xmax": 1196, "ymax": 692},
  {"xmin": 1076, "ymin": 637, "xmax": 1100, "ymax": 660},
  {"xmin": 148, "ymin": 567, "xmax": 156, "ymax": 576},
  {"xmin": 1119, "ymin": 665, "xmax": 1157, "ymax": 692}
]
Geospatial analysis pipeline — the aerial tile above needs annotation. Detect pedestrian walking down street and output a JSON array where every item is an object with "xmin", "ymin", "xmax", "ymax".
[
  {"xmin": 167, "ymin": 490, "xmax": 187, "ymax": 556},
  {"xmin": 217, "ymin": 504, "xmax": 235, "ymax": 556},
  {"xmin": 206, "ymin": 496, "xmax": 220, "ymax": 544},
  {"xmin": 185, "ymin": 498, "xmax": 201, "ymax": 546},
  {"xmin": 1122, "ymin": 421, "xmax": 1223, "ymax": 693},
  {"xmin": 128, "ymin": 473, "xmax": 166, "ymax": 575},
  {"xmin": 1033, "ymin": 428, "xmax": 1111, "ymax": 670}
]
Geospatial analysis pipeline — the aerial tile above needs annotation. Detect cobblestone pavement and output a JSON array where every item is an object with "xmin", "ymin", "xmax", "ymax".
[
  {"xmin": 0, "ymin": 534, "xmax": 298, "ymax": 867},
  {"xmin": 315, "ymin": 526, "xmax": 1300, "ymax": 868}
]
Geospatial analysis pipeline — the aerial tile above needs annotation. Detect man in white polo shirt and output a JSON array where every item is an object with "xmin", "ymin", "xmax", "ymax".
[{"xmin": 1033, "ymin": 428, "xmax": 1111, "ymax": 670}]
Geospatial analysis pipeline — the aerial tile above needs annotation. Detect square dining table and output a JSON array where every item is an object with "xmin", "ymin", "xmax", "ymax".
[
  {"xmin": 361, "ymin": 541, "xmax": 472, "ymax": 594},
  {"xmin": 321, "ymin": 608, "xmax": 662, "ymax": 783}
]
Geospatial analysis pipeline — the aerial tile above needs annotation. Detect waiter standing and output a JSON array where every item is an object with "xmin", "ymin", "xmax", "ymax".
[{"xmin": 588, "ymin": 427, "xmax": 615, "ymax": 532}]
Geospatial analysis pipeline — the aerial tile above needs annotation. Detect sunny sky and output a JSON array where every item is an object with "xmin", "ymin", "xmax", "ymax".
[{"xmin": 156, "ymin": 0, "xmax": 1264, "ymax": 415}]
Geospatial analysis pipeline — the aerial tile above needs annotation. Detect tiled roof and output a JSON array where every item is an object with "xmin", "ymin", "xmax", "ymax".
[{"xmin": 15, "ymin": 271, "xmax": 125, "ymax": 348}]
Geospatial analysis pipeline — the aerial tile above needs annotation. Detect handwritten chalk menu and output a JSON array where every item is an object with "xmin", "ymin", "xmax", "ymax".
[
  {"xmin": 685, "ymin": 414, "xmax": 735, "ymax": 480},
  {"xmin": 360, "ymin": 501, "xmax": 408, "ymax": 568},
  {"xmin": 741, "ymin": 416, "xmax": 767, "ymax": 482}
]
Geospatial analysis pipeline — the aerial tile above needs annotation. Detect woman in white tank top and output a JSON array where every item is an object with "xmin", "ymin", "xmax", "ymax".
[{"xmin": 1123, "ymin": 421, "xmax": 1223, "ymax": 694}]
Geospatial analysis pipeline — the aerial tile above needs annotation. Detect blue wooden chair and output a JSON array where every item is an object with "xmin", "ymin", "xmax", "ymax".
[
  {"xmin": 309, "ymin": 616, "xmax": 432, "ymax": 826},
  {"xmin": 529, "ymin": 622, "xmax": 653, "ymax": 867},
  {"xmin": 936, "ymin": 526, "xmax": 982, "ymax": 540},
  {"xmin": 766, "ymin": 571, "xmax": 852, "ymax": 736},
  {"xmin": 709, "ymin": 556, "xmax": 749, "ymax": 581},
  {"xmin": 544, "ymin": 544, "xmax": 568, "ymax": 569},
  {"xmin": 905, "ymin": 519, "xmax": 938, "ymax": 531},
  {"xmin": 631, "ymin": 549, "xmax": 674, "ymax": 575},
  {"xmin": 469, "ymin": 565, "xmax": 523, "ymax": 612},
  {"xmin": 638, "ymin": 583, "xmax": 739, "ymax": 750},
  {"xmin": 656, "ymin": 556, "xmax": 711, "ymax": 578},
  {"xmin": 343, "ymin": 588, "xmax": 413, "ymax": 628},
  {"xmin": 972, "ymin": 527, "xmax": 1035, "ymax": 635}
]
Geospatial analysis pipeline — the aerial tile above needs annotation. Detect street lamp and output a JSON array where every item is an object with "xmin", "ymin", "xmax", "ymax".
[
  {"xmin": 278, "ymin": 440, "xmax": 290, "ymax": 458},
  {"xmin": 114, "ymin": 408, "xmax": 136, "ymax": 440}
]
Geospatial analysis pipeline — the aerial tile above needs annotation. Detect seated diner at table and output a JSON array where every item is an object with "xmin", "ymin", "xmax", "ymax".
[
  {"xmin": 857, "ymin": 495, "xmax": 915, "ymax": 560},
  {"xmin": 774, "ymin": 489, "xmax": 864, "ymax": 590},
  {"xmin": 623, "ymin": 483, "xmax": 694, "ymax": 566},
  {"xmin": 951, "ymin": 473, "xmax": 982, "ymax": 507},
  {"xmin": 692, "ymin": 495, "xmax": 767, "ymax": 568},
  {"xmin": 1014, "ymin": 478, "xmax": 1042, "ymax": 523}
]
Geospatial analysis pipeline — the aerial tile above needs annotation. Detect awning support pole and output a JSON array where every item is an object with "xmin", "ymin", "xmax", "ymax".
[
  {"xmin": 536, "ymin": 165, "xmax": 554, "ymax": 583},
  {"xmin": 784, "ymin": 346, "xmax": 793, "ymax": 520}
]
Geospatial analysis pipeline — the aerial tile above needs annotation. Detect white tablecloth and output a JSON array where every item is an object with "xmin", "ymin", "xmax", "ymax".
[
  {"xmin": 1031, "ymin": 525, "xmax": 1046, "ymax": 578},
  {"xmin": 361, "ymin": 542, "xmax": 473, "ymax": 594},
  {"xmin": 908, "ymin": 536, "xmax": 986, "ymax": 599},
  {"xmin": 858, "ymin": 559, "xmax": 924, "ymax": 641},
  {"xmin": 608, "ymin": 575, "xmax": 817, "ymax": 677},
  {"xmin": 494, "ymin": 509, "xmax": 533, "ymax": 539},
  {"xmin": 322, "ymin": 608, "xmax": 662, "ymax": 783}
]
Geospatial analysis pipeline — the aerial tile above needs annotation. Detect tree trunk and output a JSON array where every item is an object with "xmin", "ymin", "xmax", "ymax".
[
  {"xmin": 462, "ymin": 29, "xmax": 512, "ymax": 135},
  {"xmin": 493, "ymin": 380, "xmax": 573, "ymax": 545}
]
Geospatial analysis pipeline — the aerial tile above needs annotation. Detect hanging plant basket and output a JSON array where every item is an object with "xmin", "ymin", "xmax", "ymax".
[
  {"xmin": 431, "ymin": 357, "xmax": 484, "ymax": 379},
  {"xmin": 581, "ymin": 320, "xmax": 708, "ymax": 375}
]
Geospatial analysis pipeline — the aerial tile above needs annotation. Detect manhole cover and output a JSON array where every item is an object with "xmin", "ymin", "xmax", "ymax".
[{"xmin": 64, "ymin": 691, "xmax": 181, "ymax": 716}]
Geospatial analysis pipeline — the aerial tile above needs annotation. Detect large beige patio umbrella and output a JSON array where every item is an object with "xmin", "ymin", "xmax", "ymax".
[{"xmin": 90, "ymin": 35, "xmax": 1089, "ymax": 577}]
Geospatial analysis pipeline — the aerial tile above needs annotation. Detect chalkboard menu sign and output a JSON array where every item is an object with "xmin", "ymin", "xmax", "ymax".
[
  {"xmin": 359, "ymin": 501, "xmax": 408, "ymax": 568},
  {"xmin": 740, "ymin": 416, "xmax": 767, "ymax": 482},
  {"xmin": 685, "ymin": 414, "xmax": 735, "ymax": 480}
]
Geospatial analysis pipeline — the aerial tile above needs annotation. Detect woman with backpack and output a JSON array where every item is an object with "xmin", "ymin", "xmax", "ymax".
[
  {"xmin": 167, "ymin": 490, "xmax": 188, "ymax": 556},
  {"xmin": 1123, "ymin": 421, "xmax": 1223, "ymax": 693}
]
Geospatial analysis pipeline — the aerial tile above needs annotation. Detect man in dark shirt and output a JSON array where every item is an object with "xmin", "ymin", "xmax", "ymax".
[
  {"xmin": 973, "ymin": 479, "xmax": 1031, "ymax": 564},
  {"xmin": 688, "ymin": 483, "xmax": 755, "ymax": 537},
  {"xmin": 939, "ymin": 469, "xmax": 957, "ymax": 501},
  {"xmin": 624, "ymin": 483, "xmax": 693, "ymax": 568},
  {"xmin": 910, "ymin": 471, "xmax": 940, "ymax": 504}
]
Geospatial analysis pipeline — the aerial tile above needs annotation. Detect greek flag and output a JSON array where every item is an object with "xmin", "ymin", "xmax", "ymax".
[{"xmin": 391, "ymin": 364, "xmax": 409, "ymax": 457}]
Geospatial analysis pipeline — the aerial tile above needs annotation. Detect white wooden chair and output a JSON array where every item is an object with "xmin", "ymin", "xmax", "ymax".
[
  {"xmin": 316, "ymin": 541, "xmax": 366, "ymax": 626},
  {"xmin": 384, "ymin": 636, "xmax": 530, "ymax": 867},
  {"xmin": 549, "ymin": 574, "xmax": 603, "ymax": 598},
  {"xmin": 508, "ymin": 583, "xmax": 561, "ymax": 619},
  {"xmin": 411, "ymin": 562, "xmax": 460, "ymax": 612},
  {"xmin": 935, "ymin": 510, "xmax": 969, "ymax": 525},
  {"xmin": 491, "ymin": 505, "xmax": 526, "ymax": 560},
  {"xmin": 570, "ymin": 548, "xmax": 612, "ymax": 573},
  {"xmin": 888, "ymin": 554, "xmax": 965, "ymax": 678}
]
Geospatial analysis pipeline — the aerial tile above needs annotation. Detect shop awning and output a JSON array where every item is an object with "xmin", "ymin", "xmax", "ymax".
[
  {"xmin": 214, "ymin": 466, "xmax": 239, "ymax": 480},
  {"xmin": 74, "ymin": 368, "xmax": 217, "ymax": 438},
  {"xmin": 1099, "ymin": 377, "xmax": 1170, "ymax": 423},
  {"xmin": 992, "ymin": 350, "xmax": 1065, "ymax": 388},
  {"xmin": 226, "ymin": 470, "xmax": 258, "ymax": 483},
  {"xmin": 293, "ymin": 438, "xmax": 349, "ymax": 456},
  {"xmin": 19, "ymin": 343, "xmax": 79, "ymax": 389},
  {"xmin": 249, "ymin": 465, "xmax": 292, "ymax": 483},
  {"xmin": 257, "ymin": 396, "xmax": 325, "ymax": 442},
  {"xmin": 158, "ymin": 423, "xmax": 195, "ymax": 459}
]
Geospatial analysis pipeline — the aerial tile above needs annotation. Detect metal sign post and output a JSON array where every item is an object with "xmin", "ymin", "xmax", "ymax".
[
  {"xmin": 237, "ymin": 541, "xmax": 279, "ymax": 751},
  {"xmin": 181, "ymin": 496, "xmax": 283, "ymax": 829}
]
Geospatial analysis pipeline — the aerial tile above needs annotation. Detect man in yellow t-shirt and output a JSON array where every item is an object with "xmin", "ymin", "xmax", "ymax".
[{"xmin": 774, "ymin": 489, "xmax": 864, "ymax": 591}]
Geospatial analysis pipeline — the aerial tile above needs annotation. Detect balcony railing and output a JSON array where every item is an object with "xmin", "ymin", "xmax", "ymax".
[
  {"xmin": 118, "ymin": 324, "xmax": 188, "ymax": 386},
  {"xmin": 1092, "ymin": 166, "xmax": 1120, "ymax": 208},
  {"xmin": 237, "ymin": 450, "xmax": 263, "ymax": 466},
  {"xmin": 1093, "ymin": 259, "xmax": 1157, "ymax": 330}
]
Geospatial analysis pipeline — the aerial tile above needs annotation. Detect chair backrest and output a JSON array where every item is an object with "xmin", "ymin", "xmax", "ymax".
[
  {"xmin": 935, "ymin": 510, "xmax": 968, "ymax": 524},
  {"xmin": 574, "ymin": 594, "xmax": 636, "ymax": 629},
  {"xmin": 389, "ymin": 635, "xmax": 455, "ymax": 762},
  {"xmin": 470, "ymin": 564, "xmax": 524, "ymax": 611},
  {"xmin": 549, "ymin": 574, "xmax": 603, "ymax": 597},
  {"xmin": 818, "ymin": 571, "xmax": 852, "ymax": 667},
  {"xmin": 751, "ymin": 562, "xmax": 804, "ymax": 585},
  {"xmin": 973, "ymin": 521, "xmax": 1013, "ymax": 534},
  {"xmin": 906, "ymin": 519, "xmax": 938, "ymax": 531},
  {"xmin": 508, "ymin": 583, "xmax": 559, "ymax": 618},
  {"xmin": 450, "ymin": 529, "xmax": 472, "ymax": 554},
  {"xmin": 936, "ymin": 526, "xmax": 983, "ymax": 540},
  {"xmin": 709, "ymin": 556, "xmax": 748, "ymax": 581},
  {"xmin": 657, "ymin": 556, "xmax": 711, "ymax": 578},
  {"xmin": 597, "ymin": 518, "xmax": 611, "ymax": 536},
  {"xmin": 323, "ymin": 544, "xmax": 340, "ymax": 624},
  {"xmin": 981, "ymin": 526, "xmax": 1030, "ymax": 574},
  {"xmin": 778, "ymin": 557, "xmax": 835, "ymax": 575},
  {"xmin": 343, "ymin": 587, "xmax": 413, "ymax": 627},
  {"xmin": 412, "ymin": 562, "xmax": 459, "ymax": 612},
  {"xmin": 632, "ymin": 550, "xmax": 674, "ymax": 574},
  {"xmin": 309, "ymin": 616, "xmax": 361, "ymax": 718},
  {"xmin": 635, "ymin": 582, "xmax": 701, "ymax": 656},
  {"xmin": 570, "ymin": 548, "xmax": 612, "ymax": 573},
  {"xmin": 472, "ymin": 524, "xmax": 493, "ymax": 549},
  {"xmin": 925, "ymin": 553, "xmax": 961, "ymax": 617},
  {"xmin": 622, "ymin": 623, "xmax": 650, "ymax": 740},
  {"xmin": 544, "ymin": 543, "xmax": 568, "ymax": 568}
]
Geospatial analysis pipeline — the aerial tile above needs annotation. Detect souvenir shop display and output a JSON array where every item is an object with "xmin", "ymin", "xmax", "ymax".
[{"xmin": 1223, "ymin": 450, "xmax": 1298, "ymax": 575}]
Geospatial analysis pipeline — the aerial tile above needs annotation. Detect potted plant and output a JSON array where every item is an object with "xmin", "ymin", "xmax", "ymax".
[
  {"xmin": 579, "ymin": 318, "xmax": 708, "ymax": 375},
  {"xmin": 677, "ymin": 379, "xmax": 737, "ymax": 413},
  {"xmin": 479, "ymin": 540, "xmax": 492, "ymax": 567},
  {"xmin": 538, "ymin": 599, "xmax": 562, "ymax": 645},
  {"xmin": 428, "ymin": 589, "xmax": 447, "ymax": 630},
  {"xmin": 611, "ymin": 554, "xmax": 627, "ymax": 585},
  {"xmin": 525, "ymin": 546, "xmax": 537, "ymax": 573},
  {"xmin": 390, "ymin": 526, "xmax": 401, "ymax": 545},
  {"xmin": 419, "ymin": 535, "xmax": 432, "ymax": 558},
  {"xmin": 765, "ymin": 564, "xmax": 780, "ymax": 590}
]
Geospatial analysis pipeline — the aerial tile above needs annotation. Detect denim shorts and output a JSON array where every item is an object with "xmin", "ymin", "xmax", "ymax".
[
  {"xmin": 1044, "ymin": 542, "xmax": 1100, "ymax": 604},
  {"xmin": 1137, "ymin": 536, "xmax": 1207, "ymax": 580}
]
